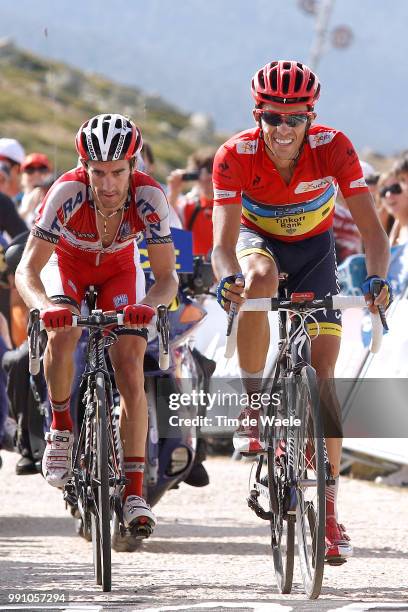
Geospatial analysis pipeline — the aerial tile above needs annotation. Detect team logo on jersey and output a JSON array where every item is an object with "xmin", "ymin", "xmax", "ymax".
[
  {"xmin": 214, "ymin": 189, "xmax": 237, "ymax": 200},
  {"xmin": 113, "ymin": 293, "xmax": 129, "ymax": 308},
  {"xmin": 294, "ymin": 177, "xmax": 334, "ymax": 193},
  {"xmin": 349, "ymin": 177, "xmax": 367, "ymax": 189},
  {"xmin": 236, "ymin": 140, "xmax": 258, "ymax": 154},
  {"xmin": 308, "ymin": 131, "xmax": 336, "ymax": 149},
  {"xmin": 146, "ymin": 212, "xmax": 160, "ymax": 224}
]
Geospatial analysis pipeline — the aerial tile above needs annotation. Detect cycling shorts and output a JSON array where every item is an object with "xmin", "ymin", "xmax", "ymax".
[
  {"xmin": 237, "ymin": 227, "xmax": 341, "ymax": 337},
  {"xmin": 41, "ymin": 242, "xmax": 147, "ymax": 338}
]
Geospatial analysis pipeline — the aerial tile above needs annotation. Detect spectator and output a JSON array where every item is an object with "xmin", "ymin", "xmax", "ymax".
[
  {"xmin": 0, "ymin": 162, "xmax": 11, "ymax": 195},
  {"xmin": 339, "ymin": 169, "xmax": 408, "ymax": 298},
  {"xmin": 0, "ymin": 138, "xmax": 25, "ymax": 202},
  {"xmin": 0, "ymin": 174, "xmax": 27, "ymax": 325},
  {"xmin": 375, "ymin": 171, "xmax": 399, "ymax": 236},
  {"xmin": 141, "ymin": 141, "xmax": 182, "ymax": 230},
  {"xmin": 0, "ymin": 311, "xmax": 13, "ymax": 459},
  {"xmin": 140, "ymin": 142, "xmax": 156, "ymax": 175},
  {"xmin": 167, "ymin": 147, "xmax": 216, "ymax": 257},
  {"xmin": 21, "ymin": 153, "xmax": 52, "ymax": 193},
  {"xmin": 19, "ymin": 153, "xmax": 53, "ymax": 227}
]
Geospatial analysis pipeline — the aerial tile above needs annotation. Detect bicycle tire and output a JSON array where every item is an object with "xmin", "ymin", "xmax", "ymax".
[
  {"xmin": 294, "ymin": 365, "xmax": 325, "ymax": 599},
  {"xmin": 268, "ymin": 445, "xmax": 295, "ymax": 594},
  {"xmin": 91, "ymin": 372, "xmax": 112, "ymax": 592}
]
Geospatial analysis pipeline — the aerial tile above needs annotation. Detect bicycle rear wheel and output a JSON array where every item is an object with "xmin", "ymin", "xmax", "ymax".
[
  {"xmin": 294, "ymin": 365, "xmax": 325, "ymax": 599},
  {"xmin": 91, "ymin": 372, "xmax": 112, "ymax": 592},
  {"xmin": 268, "ymin": 445, "xmax": 295, "ymax": 594}
]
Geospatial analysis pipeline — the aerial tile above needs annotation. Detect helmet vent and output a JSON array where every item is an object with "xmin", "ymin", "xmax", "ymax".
[
  {"xmin": 282, "ymin": 73, "xmax": 290, "ymax": 94},
  {"xmin": 283, "ymin": 61, "xmax": 291, "ymax": 70},
  {"xmin": 270, "ymin": 69, "xmax": 277, "ymax": 91},
  {"xmin": 294, "ymin": 69, "xmax": 303, "ymax": 92},
  {"xmin": 307, "ymin": 73, "xmax": 315, "ymax": 91}
]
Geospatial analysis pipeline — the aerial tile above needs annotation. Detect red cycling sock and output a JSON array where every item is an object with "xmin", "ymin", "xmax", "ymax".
[
  {"xmin": 50, "ymin": 396, "xmax": 73, "ymax": 431},
  {"xmin": 124, "ymin": 456, "xmax": 145, "ymax": 499}
]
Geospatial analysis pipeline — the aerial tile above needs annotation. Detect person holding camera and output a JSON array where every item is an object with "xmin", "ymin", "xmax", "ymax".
[{"xmin": 167, "ymin": 148, "xmax": 216, "ymax": 258}]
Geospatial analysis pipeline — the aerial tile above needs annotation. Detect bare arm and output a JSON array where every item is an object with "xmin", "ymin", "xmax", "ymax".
[
  {"xmin": 143, "ymin": 242, "xmax": 179, "ymax": 308},
  {"xmin": 211, "ymin": 204, "xmax": 243, "ymax": 281},
  {"xmin": 345, "ymin": 192, "xmax": 390, "ymax": 277},
  {"xmin": 15, "ymin": 234, "xmax": 56, "ymax": 310},
  {"xmin": 346, "ymin": 192, "xmax": 390, "ymax": 309}
]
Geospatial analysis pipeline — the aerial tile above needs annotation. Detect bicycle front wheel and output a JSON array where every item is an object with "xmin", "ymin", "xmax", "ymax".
[
  {"xmin": 91, "ymin": 372, "xmax": 112, "ymax": 592},
  {"xmin": 294, "ymin": 365, "xmax": 325, "ymax": 599}
]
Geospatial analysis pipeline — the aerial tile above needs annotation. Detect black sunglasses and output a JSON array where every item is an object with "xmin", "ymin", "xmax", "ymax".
[
  {"xmin": 255, "ymin": 110, "xmax": 313, "ymax": 128},
  {"xmin": 24, "ymin": 165, "xmax": 49, "ymax": 175},
  {"xmin": 379, "ymin": 183, "xmax": 402, "ymax": 198}
]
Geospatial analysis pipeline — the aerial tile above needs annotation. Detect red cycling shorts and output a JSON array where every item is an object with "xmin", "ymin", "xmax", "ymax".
[{"xmin": 40, "ymin": 241, "xmax": 146, "ymax": 312}]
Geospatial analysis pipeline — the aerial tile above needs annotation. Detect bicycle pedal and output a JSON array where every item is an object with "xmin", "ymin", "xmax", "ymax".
[
  {"xmin": 325, "ymin": 556, "xmax": 347, "ymax": 566},
  {"xmin": 129, "ymin": 520, "xmax": 154, "ymax": 539}
]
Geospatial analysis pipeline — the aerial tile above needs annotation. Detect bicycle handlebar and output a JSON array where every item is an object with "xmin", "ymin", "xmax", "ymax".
[
  {"xmin": 28, "ymin": 305, "xmax": 170, "ymax": 375},
  {"xmin": 224, "ymin": 294, "xmax": 384, "ymax": 358}
]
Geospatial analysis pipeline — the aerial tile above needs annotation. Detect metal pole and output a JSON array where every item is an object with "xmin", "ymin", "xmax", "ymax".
[{"xmin": 308, "ymin": 0, "xmax": 336, "ymax": 70}]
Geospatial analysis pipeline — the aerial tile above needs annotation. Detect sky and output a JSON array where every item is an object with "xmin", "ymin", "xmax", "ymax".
[{"xmin": 0, "ymin": 0, "xmax": 405, "ymax": 155}]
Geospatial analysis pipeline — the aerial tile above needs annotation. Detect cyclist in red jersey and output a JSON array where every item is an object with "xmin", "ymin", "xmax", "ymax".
[
  {"xmin": 15, "ymin": 114, "xmax": 178, "ymax": 538},
  {"xmin": 212, "ymin": 61, "xmax": 391, "ymax": 564}
]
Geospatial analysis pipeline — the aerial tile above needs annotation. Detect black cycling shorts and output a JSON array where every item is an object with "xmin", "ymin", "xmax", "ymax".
[{"xmin": 237, "ymin": 227, "xmax": 341, "ymax": 337}]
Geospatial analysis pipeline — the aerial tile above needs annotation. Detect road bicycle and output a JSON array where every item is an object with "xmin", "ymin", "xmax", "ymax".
[
  {"xmin": 29, "ymin": 287, "xmax": 169, "ymax": 592},
  {"xmin": 225, "ymin": 278, "xmax": 384, "ymax": 599}
]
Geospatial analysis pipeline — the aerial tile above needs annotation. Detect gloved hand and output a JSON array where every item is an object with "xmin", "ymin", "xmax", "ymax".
[
  {"xmin": 123, "ymin": 304, "xmax": 155, "ymax": 327},
  {"xmin": 40, "ymin": 306, "xmax": 73, "ymax": 329},
  {"xmin": 216, "ymin": 273, "xmax": 245, "ymax": 311},
  {"xmin": 361, "ymin": 275, "xmax": 393, "ymax": 309}
]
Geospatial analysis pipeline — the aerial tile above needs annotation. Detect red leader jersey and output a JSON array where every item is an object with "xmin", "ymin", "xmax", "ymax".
[{"xmin": 213, "ymin": 125, "xmax": 369, "ymax": 242}]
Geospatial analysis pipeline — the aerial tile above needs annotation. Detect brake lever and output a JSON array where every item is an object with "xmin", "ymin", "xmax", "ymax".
[{"xmin": 372, "ymin": 279, "xmax": 389, "ymax": 332}]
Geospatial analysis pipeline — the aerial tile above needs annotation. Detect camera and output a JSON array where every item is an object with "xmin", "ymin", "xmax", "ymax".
[{"xmin": 181, "ymin": 172, "xmax": 199, "ymax": 182}]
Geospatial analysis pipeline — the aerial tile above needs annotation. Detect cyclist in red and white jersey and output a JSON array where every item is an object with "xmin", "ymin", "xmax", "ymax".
[
  {"xmin": 212, "ymin": 61, "xmax": 391, "ymax": 564},
  {"xmin": 15, "ymin": 114, "xmax": 178, "ymax": 538}
]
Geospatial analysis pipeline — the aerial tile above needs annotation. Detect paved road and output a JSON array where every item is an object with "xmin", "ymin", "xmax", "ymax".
[{"xmin": 0, "ymin": 452, "xmax": 407, "ymax": 611}]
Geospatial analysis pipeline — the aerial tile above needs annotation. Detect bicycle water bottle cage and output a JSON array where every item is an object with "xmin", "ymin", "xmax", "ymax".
[{"xmin": 290, "ymin": 292, "xmax": 315, "ymax": 303}]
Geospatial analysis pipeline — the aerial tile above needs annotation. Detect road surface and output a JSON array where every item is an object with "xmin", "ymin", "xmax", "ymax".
[{"xmin": 0, "ymin": 452, "xmax": 407, "ymax": 611}]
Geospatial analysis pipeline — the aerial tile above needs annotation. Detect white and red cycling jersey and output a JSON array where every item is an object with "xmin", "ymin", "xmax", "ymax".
[
  {"xmin": 32, "ymin": 166, "xmax": 173, "ymax": 311},
  {"xmin": 33, "ymin": 166, "xmax": 172, "ymax": 264}
]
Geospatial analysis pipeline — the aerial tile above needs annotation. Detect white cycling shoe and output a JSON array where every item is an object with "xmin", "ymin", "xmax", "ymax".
[
  {"xmin": 123, "ymin": 495, "xmax": 156, "ymax": 532},
  {"xmin": 42, "ymin": 429, "xmax": 74, "ymax": 488}
]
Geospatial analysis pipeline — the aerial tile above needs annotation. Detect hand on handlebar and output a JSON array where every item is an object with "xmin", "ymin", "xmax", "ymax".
[
  {"xmin": 123, "ymin": 304, "xmax": 155, "ymax": 329},
  {"xmin": 40, "ymin": 306, "xmax": 73, "ymax": 331},
  {"xmin": 216, "ymin": 273, "xmax": 245, "ymax": 312},
  {"xmin": 361, "ymin": 275, "xmax": 392, "ymax": 313}
]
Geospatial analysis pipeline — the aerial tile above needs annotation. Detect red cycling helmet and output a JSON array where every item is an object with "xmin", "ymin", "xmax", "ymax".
[
  {"xmin": 251, "ymin": 61, "xmax": 320, "ymax": 109},
  {"xmin": 75, "ymin": 113, "xmax": 143, "ymax": 162}
]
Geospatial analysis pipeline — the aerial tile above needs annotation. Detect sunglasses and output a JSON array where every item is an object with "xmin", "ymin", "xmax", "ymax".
[
  {"xmin": 379, "ymin": 182, "xmax": 402, "ymax": 198},
  {"xmin": 24, "ymin": 165, "xmax": 49, "ymax": 175},
  {"xmin": 255, "ymin": 110, "xmax": 314, "ymax": 128}
]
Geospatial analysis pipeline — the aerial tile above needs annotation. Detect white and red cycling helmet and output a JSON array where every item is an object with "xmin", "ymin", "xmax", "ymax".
[
  {"xmin": 251, "ymin": 60, "xmax": 320, "ymax": 109},
  {"xmin": 75, "ymin": 113, "xmax": 143, "ymax": 162}
]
